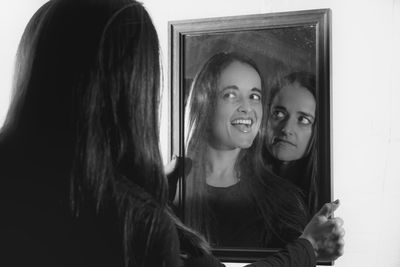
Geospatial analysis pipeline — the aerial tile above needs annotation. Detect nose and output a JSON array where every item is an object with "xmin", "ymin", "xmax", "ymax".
[
  {"xmin": 237, "ymin": 98, "xmax": 252, "ymax": 113},
  {"xmin": 280, "ymin": 118, "xmax": 295, "ymax": 136}
]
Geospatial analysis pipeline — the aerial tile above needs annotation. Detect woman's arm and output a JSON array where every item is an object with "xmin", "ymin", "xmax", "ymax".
[
  {"xmin": 248, "ymin": 238, "xmax": 315, "ymax": 267},
  {"xmin": 182, "ymin": 238, "xmax": 314, "ymax": 267},
  {"xmin": 166, "ymin": 158, "xmax": 344, "ymax": 267},
  {"xmin": 183, "ymin": 200, "xmax": 344, "ymax": 267}
]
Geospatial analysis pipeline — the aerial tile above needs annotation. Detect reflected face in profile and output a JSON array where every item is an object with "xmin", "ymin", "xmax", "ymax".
[
  {"xmin": 209, "ymin": 61, "xmax": 262, "ymax": 150},
  {"xmin": 266, "ymin": 82, "xmax": 316, "ymax": 162}
]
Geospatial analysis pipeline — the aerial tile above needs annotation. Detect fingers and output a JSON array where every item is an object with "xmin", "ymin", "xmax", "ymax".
[
  {"xmin": 318, "ymin": 236, "xmax": 345, "ymax": 261},
  {"xmin": 324, "ymin": 217, "xmax": 343, "ymax": 230},
  {"xmin": 331, "ymin": 217, "xmax": 345, "ymax": 240},
  {"xmin": 322, "ymin": 217, "xmax": 344, "ymax": 236},
  {"xmin": 166, "ymin": 156, "xmax": 191, "ymax": 202},
  {"xmin": 304, "ymin": 201, "xmax": 345, "ymax": 262},
  {"xmin": 316, "ymin": 199, "xmax": 340, "ymax": 218},
  {"xmin": 332, "ymin": 217, "xmax": 344, "ymax": 228},
  {"xmin": 164, "ymin": 155, "xmax": 178, "ymax": 176},
  {"xmin": 324, "ymin": 222, "xmax": 345, "ymax": 246},
  {"xmin": 336, "ymin": 238, "xmax": 345, "ymax": 256},
  {"xmin": 315, "ymin": 216, "xmax": 345, "ymax": 261},
  {"xmin": 165, "ymin": 155, "xmax": 192, "ymax": 179},
  {"xmin": 316, "ymin": 234, "xmax": 345, "ymax": 261},
  {"xmin": 330, "ymin": 199, "xmax": 340, "ymax": 213}
]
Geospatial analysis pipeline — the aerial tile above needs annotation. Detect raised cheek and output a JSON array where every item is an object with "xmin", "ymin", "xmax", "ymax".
[
  {"xmin": 255, "ymin": 104, "xmax": 262, "ymax": 117},
  {"xmin": 216, "ymin": 103, "xmax": 233, "ymax": 120}
]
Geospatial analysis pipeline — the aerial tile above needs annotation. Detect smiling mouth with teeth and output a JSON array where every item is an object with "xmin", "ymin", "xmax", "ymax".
[
  {"xmin": 231, "ymin": 118, "xmax": 254, "ymax": 133},
  {"xmin": 231, "ymin": 119, "xmax": 253, "ymax": 126}
]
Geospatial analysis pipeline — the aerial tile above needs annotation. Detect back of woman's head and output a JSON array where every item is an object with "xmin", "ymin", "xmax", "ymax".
[
  {"xmin": 7, "ymin": 0, "xmax": 160, "ymax": 152},
  {"xmin": 2, "ymin": 0, "xmax": 179, "ymax": 265},
  {"xmin": 6, "ymin": 0, "xmax": 165, "ymax": 196}
]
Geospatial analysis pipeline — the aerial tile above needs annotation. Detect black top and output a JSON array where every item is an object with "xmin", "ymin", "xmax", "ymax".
[
  {"xmin": 0, "ymin": 140, "xmax": 180, "ymax": 267},
  {"xmin": 207, "ymin": 180, "xmax": 299, "ymax": 248},
  {"xmin": 0, "ymin": 141, "xmax": 315, "ymax": 267},
  {"xmin": 185, "ymin": 239, "xmax": 316, "ymax": 267},
  {"xmin": 207, "ymin": 181, "xmax": 267, "ymax": 247},
  {"xmin": 275, "ymin": 159, "xmax": 310, "ymax": 201},
  {"xmin": 0, "ymin": 166, "xmax": 125, "ymax": 267}
]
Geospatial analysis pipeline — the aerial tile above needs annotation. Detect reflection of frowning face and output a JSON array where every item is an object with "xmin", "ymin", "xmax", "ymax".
[
  {"xmin": 266, "ymin": 83, "xmax": 316, "ymax": 162},
  {"xmin": 209, "ymin": 61, "xmax": 262, "ymax": 150}
]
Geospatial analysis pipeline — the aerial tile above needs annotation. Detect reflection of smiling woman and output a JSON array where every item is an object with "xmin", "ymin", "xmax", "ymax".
[
  {"xmin": 185, "ymin": 52, "xmax": 308, "ymax": 248},
  {"xmin": 210, "ymin": 60, "xmax": 261, "ymax": 149},
  {"xmin": 265, "ymin": 72, "xmax": 318, "ymax": 214},
  {"xmin": 207, "ymin": 60, "xmax": 262, "ymax": 186}
]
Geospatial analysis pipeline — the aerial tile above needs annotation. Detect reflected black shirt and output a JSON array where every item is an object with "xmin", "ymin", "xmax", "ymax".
[{"xmin": 207, "ymin": 181, "xmax": 283, "ymax": 248}]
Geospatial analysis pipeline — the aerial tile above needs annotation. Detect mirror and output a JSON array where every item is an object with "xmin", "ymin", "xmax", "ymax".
[{"xmin": 169, "ymin": 9, "xmax": 331, "ymax": 263}]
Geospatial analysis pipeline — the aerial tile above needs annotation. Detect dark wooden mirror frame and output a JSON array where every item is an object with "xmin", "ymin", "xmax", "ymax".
[{"xmin": 168, "ymin": 9, "xmax": 332, "ymax": 265}]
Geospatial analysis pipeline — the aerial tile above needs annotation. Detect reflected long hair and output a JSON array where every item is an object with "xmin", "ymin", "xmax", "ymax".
[
  {"xmin": 185, "ymin": 52, "xmax": 307, "ymax": 245},
  {"xmin": 265, "ymin": 71, "xmax": 318, "ymax": 215},
  {"xmin": 2, "ymin": 0, "xmax": 209, "ymax": 266}
]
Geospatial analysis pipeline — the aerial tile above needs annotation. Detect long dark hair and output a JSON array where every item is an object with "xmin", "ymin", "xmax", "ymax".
[
  {"xmin": 2, "ymin": 0, "xmax": 208, "ymax": 266},
  {"xmin": 265, "ymin": 71, "xmax": 318, "ymax": 215},
  {"xmin": 185, "ymin": 52, "xmax": 307, "ymax": 245}
]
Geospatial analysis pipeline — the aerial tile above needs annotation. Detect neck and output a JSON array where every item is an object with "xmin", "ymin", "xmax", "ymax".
[
  {"xmin": 275, "ymin": 159, "xmax": 306, "ymax": 180},
  {"xmin": 205, "ymin": 145, "xmax": 241, "ymax": 187},
  {"xmin": 278, "ymin": 160, "xmax": 291, "ymax": 172}
]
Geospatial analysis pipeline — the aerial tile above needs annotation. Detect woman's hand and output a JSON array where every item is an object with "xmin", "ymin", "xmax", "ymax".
[{"xmin": 300, "ymin": 199, "xmax": 345, "ymax": 262}]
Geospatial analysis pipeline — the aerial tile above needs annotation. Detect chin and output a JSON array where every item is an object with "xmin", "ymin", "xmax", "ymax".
[
  {"xmin": 236, "ymin": 139, "xmax": 254, "ymax": 149},
  {"xmin": 275, "ymin": 152, "xmax": 300, "ymax": 162}
]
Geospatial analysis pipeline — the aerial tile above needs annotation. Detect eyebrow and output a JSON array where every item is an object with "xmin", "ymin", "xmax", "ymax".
[
  {"xmin": 220, "ymin": 86, "xmax": 262, "ymax": 93},
  {"xmin": 298, "ymin": 111, "xmax": 315, "ymax": 120},
  {"xmin": 251, "ymin": 88, "xmax": 262, "ymax": 94},
  {"xmin": 220, "ymin": 85, "xmax": 239, "ymax": 92},
  {"xmin": 272, "ymin": 105, "xmax": 287, "ymax": 111}
]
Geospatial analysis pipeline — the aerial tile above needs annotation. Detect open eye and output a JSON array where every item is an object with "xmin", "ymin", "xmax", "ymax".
[
  {"xmin": 271, "ymin": 110, "xmax": 285, "ymax": 120},
  {"xmin": 222, "ymin": 91, "xmax": 236, "ymax": 100},
  {"xmin": 298, "ymin": 116, "xmax": 312, "ymax": 126},
  {"xmin": 250, "ymin": 93, "xmax": 261, "ymax": 101}
]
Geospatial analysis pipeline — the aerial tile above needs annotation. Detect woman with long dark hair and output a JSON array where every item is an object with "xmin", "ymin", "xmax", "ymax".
[
  {"xmin": 264, "ymin": 72, "xmax": 318, "ymax": 215},
  {"xmin": 0, "ymin": 1, "xmax": 208, "ymax": 266},
  {"xmin": 0, "ymin": 1, "xmax": 343, "ymax": 266},
  {"xmin": 185, "ymin": 53, "xmax": 313, "ymax": 248}
]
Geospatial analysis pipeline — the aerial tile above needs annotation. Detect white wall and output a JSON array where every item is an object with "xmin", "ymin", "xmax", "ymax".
[{"xmin": 1, "ymin": 1, "xmax": 399, "ymax": 267}]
